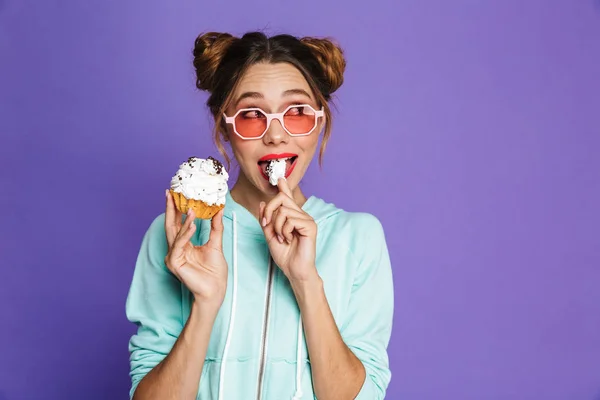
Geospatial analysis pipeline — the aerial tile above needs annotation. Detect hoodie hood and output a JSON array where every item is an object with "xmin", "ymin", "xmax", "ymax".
[{"xmin": 222, "ymin": 191, "xmax": 342, "ymax": 236}]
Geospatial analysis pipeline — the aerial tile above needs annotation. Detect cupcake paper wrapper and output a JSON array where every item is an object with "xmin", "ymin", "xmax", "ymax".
[{"xmin": 170, "ymin": 189, "xmax": 223, "ymax": 220}]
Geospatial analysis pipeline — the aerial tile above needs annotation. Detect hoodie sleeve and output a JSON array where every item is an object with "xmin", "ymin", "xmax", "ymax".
[
  {"xmin": 125, "ymin": 213, "xmax": 185, "ymax": 399},
  {"xmin": 340, "ymin": 213, "xmax": 394, "ymax": 400}
]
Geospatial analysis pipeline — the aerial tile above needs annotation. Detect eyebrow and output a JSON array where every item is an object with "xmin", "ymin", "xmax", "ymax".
[{"xmin": 234, "ymin": 88, "xmax": 313, "ymax": 107}]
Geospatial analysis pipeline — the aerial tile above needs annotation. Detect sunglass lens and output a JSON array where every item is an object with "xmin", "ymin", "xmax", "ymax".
[
  {"xmin": 235, "ymin": 109, "xmax": 267, "ymax": 138},
  {"xmin": 283, "ymin": 105, "xmax": 316, "ymax": 135}
]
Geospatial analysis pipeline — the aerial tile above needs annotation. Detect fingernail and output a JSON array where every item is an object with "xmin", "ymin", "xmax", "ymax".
[
  {"xmin": 165, "ymin": 189, "xmax": 169, "ymax": 198},
  {"xmin": 277, "ymin": 235, "xmax": 284, "ymax": 243},
  {"xmin": 262, "ymin": 217, "xmax": 267, "ymax": 227}
]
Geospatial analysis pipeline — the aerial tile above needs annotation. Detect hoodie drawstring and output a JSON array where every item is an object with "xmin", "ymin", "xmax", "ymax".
[
  {"xmin": 218, "ymin": 211, "xmax": 238, "ymax": 400},
  {"xmin": 292, "ymin": 314, "xmax": 304, "ymax": 400}
]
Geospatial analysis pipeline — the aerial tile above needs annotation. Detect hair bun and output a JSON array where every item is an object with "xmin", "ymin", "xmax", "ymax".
[
  {"xmin": 301, "ymin": 37, "xmax": 346, "ymax": 95},
  {"xmin": 193, "ymin": 32, "xmax": 237, "ymax": 92}
]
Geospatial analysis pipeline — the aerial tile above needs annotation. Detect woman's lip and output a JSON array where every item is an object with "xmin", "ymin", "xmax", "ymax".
[
  {"xmin": 258, "ymin": 153, "xmax": 297, "ymax": 162},
  {"xmin": 259, "ymin": 164, "xmax": 268, "ymax": 180},
  {"xmin": 285, "ymin": 157, "xmax": 297, "ymax": 178},
  {"xmin": 258, "ymin": 157, "xmax": 298, "ymax": 181}
]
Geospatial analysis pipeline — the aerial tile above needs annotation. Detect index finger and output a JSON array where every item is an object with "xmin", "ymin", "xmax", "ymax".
[
  {"xmin": 263, "ymin": 192, "xmax": 298, "ymax": 226},
  {"xmin": 277, "ymin": 177, "xmax": 293, "ymax": 198}
]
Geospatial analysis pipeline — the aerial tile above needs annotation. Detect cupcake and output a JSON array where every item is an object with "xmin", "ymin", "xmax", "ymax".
[{"xmin": 169, "ymin": 156, "xmax": 229, "ymax": 219}]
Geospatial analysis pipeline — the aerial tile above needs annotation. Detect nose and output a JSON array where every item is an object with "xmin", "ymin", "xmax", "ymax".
[{"xmin": 262, "ymin": 116, "xmax": 289, "ymax": 146}]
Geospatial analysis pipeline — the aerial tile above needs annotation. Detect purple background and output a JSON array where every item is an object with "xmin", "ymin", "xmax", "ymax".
[{"xmin": 1, "ymin": 1, "xmax": 599, "ymax": 399}]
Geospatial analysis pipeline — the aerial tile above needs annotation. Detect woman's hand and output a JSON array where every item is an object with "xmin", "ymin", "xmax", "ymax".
[
  {"xmin": 259, "ymin": 179, "xmax": 318, "ymax": 283},
  {"xmin": 164, "ymin": 190, "xmax": 228, "ymax": 306}
]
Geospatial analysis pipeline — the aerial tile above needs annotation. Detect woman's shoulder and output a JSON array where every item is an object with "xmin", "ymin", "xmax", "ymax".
[
  {"xmin": 310, "ymin": 196, "xmax": 383, "ymax": 226},
  {"xmin": 136, "ymin": 213, "xmax": 168, "ymax": 252},
  {"xmin": 144, "ymin": 212, "xmax": 167, "ymax": 236},
  {"xmin": 310, "ymin": 196, "xmax": 386, "ymax": 241}
]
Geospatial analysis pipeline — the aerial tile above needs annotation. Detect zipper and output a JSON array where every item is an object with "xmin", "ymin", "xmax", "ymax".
[{"xmin": 256, "ymin": 256, "xmax": 275, "ymax": 400}]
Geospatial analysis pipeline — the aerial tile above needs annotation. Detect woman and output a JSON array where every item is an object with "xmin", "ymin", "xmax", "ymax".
[{"xmin": 126, "ymin": 31, "xmax": 394, "ymax": 400}]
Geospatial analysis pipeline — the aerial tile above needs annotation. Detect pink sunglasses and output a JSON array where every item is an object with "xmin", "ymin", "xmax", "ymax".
[{"xmin": 223, "ymin": 104, "xmax": 324, "ymax": 140}]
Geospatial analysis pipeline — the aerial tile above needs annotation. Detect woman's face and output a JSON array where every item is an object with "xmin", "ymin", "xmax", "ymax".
[{"xmin": 224, "ymin": 62, "xmax": 323, "ymax": 195}]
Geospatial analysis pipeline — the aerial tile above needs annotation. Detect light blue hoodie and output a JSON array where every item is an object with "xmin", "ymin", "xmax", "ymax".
[{"xmin": 126, "ymin": 191, "xmax": 394, "ymax": 399}]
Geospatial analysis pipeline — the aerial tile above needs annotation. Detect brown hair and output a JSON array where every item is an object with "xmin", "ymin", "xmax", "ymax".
[{"xmin": 192, "ymin": 31, "xmax": 346, "ymax": 168}]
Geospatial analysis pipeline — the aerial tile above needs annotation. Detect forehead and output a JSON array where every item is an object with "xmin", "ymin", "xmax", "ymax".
[{"xmin": 233, "ymin": 62, "xmax": 312, "ymax": 98}]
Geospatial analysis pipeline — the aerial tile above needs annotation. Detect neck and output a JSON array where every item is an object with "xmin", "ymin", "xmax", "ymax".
[{"xmin": 229, "ymin": 171, "xmax": 308, "ymax": 219}]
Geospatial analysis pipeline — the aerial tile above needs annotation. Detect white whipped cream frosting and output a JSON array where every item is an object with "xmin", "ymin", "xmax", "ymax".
[
  {"xmin": 170, "ymin": 157, "xmax": 229, "ymax": 206},
  {"xmin": 267, "ymin": 159, "xmax": 287, "ymax": 186}
]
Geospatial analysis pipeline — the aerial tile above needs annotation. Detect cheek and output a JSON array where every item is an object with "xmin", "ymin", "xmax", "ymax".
[
  {"xmin": 230, "ymin": 139, "xmax": 258, "ymax": 165},
  {"xmin": 297, "ymin": 135, "xmax": 320, "ymax": 154}
]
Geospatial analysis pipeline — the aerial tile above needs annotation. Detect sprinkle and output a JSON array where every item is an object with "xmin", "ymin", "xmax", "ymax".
[{"xmin": 208, "ymin": 156, "xmax": 224, "ymax": 175}]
